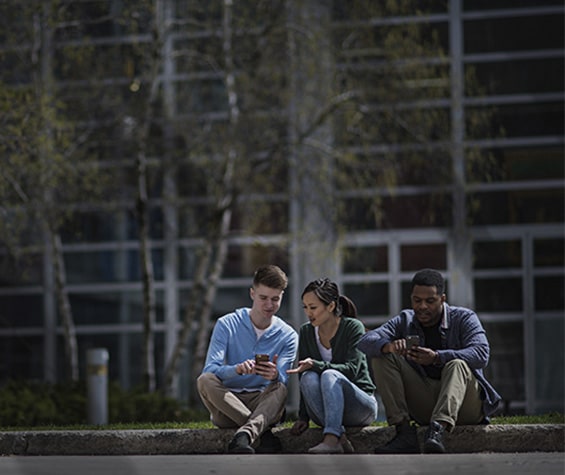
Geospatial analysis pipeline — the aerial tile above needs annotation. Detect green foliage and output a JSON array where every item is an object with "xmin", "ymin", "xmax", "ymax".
[
  {"xmin": 0, "ymin": 380, "xmax": 79, "ymax": 427},
  {"xmin": 491, "ymin": 412, "xmax": 564, "ymax": 425},
  {"xmin": 108, "ymin": 383, "xmax": 202, "ymax": 424},
  {"xmin": 0, "ymin": 380, "xmax": 205, "ymax": 428}
]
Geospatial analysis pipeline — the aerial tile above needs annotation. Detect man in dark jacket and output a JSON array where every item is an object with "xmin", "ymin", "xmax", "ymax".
[{"xmin": 358, "ymin": 269, "xmax": 501, "ymax": 454}]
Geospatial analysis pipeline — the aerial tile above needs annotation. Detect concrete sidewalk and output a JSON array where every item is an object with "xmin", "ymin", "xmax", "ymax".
[{"xmin": 0, "ymin": 424, "xmax": 563, "ymax": 456}]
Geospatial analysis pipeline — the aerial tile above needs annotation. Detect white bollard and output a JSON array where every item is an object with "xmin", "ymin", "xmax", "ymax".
[{"xmin": 87, "ymin": 348, "xmax": 109, "ymax": 425}]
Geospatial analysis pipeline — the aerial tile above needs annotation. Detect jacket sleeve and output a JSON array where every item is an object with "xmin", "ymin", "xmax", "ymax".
[
  {"xmin": 201, "ymin": 319, "xmax": 239, "ymax": 381},
  {"xmin": 275, "ymin": 327, "xmax": 298, "ymax": 385},
  {"xmin": 358, "ymin": 314, "xmax": 404, "ymax": 358},
  {"xmin": 436, "ymin": 310, "xmax": 490, "ymax": 369}
]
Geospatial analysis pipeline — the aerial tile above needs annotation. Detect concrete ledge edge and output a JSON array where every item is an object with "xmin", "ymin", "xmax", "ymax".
[{"xmin": 0, "ymin": 424, "xmax": 563, "ymax": 456}]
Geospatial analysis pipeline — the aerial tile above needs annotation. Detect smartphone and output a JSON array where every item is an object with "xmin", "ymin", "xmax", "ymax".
[
  {"xmin": 255, "ymin": 354, "xmax": 269, "ymax": 364},
  {"xmin": 406, "ymin": 335, "xmax": 420, "ymax": 350}
]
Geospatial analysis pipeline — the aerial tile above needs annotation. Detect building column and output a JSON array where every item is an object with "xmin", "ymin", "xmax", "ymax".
[
  {"xmin": 448, "ymin": 0, "xmax": 473, "ymax": 308},
  {"xmin": 160, "ymin": 0, "xmax": 180, "ymax": 397},
  {"xmin": 287, "ymin": 0, "xmax": 337, "ymax": 413}
]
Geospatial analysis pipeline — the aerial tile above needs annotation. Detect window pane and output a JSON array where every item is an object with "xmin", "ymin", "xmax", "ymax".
[
  {"xmin": 0, "ymin": 253, "xmax": 42, "ymax": 287},
  {"xmin": 482, "ymin": 321, "xmax": 524, "ymax": 412},
  {"xmin": 468, "ymin": 58, "xmax": 563, "ymax": 96},
  {"xmin": 401, "ymin": 243, "xmax": 446, "ymax": 271},
  {"xmin": 177, "ymin": 79, "xmax": 226, "ymax": 114},
  {"xmin": 0, "ymin": 336, "xmax": 44, "ymax": 381},
  {"xmin": 534, "ymin": 276, "xmax": 564, "ymax": 311},
  {"xmin": 222, "ymin": 245, "xmax": 289, "ymax": 279},
  {"xmin": 343, "ymin": 246, "xmax": 388, "ymax": 273},
  {"xmin": 534, "ymin": 238, "xmax": 564, "ymax": 267},
  {"xmin": 65, "ymin": 249, "xmax": 163, "ymax": 283},
  {"xmin": 0, "ymin": 295, "xmax": 43, "ymax": 326},
  {"xmin": 474, "ymin": 277, "xmax": 522, "ymax": 312},
  {"xmin": 69, "ymin": 291, "xmax": 163, "ymax": 325},
  {"xmin": 469, "ymin": 189, "xmax": 564, "ymax": 225},
  {"xmin": 465, "ymin": 0, "xmax": 563, "ymax": 11},
  {"xmin": 467, "ymin": 103, "xmax": 564, "ymax": 139},
  {"xmin": 343, "ymin": 282, "xmax": 389, "ymax": 317},
  {"xmin": 341, "ymin": 194, "xmax": 452, "ymax": 230},
  {"xmin": 336, "ymin": 153, "xmax": 452, "ymax": 188},
  {"xmin": 535, "ymin": 318, "xmax": 564, "ymax": 412},
  {"xmin": 232, "ymin": 201, "xmax": 289, "ymax": 235},
  {"xmin": 464, "ymin": 14, "xmax": 563, "ymax": 53},
  {"xmin": 62, "ymin": 212, "xmax": 119, "ymax": 243},
  {"xmin": 473, "ymin": 240, "xmax": 521, "ymax": 269},
  {"xmin": 467, "ymin": 146, "xmax": 564, "ymax": 183}
]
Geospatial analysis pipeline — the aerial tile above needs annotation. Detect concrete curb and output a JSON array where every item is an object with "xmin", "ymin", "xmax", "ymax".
[{"xmin": 0, "ymin": 424, "xmax": 563, "ymax": 455}]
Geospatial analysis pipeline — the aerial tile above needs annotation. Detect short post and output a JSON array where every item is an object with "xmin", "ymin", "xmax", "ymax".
[{"xmin": 87, "ymin": 348, "xmax": 109, "ymax": 425}]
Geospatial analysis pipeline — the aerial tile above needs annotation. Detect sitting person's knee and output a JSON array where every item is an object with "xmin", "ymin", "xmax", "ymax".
[{"xmin": 197, "ymin": 372, "xmax": 217, "ymax": 390}]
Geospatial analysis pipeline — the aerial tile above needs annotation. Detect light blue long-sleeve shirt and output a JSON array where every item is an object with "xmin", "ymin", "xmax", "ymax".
[{"xmin": 201, "ymin": 307, "xmax": 298, "ymax": 392}]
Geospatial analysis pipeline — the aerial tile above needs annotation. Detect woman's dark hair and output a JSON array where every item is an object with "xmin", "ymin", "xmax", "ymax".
[{"xmin": 302, "ymin": 278, "xmax": 358, "ymax": 318}]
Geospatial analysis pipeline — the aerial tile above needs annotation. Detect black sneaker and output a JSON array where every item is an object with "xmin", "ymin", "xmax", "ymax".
[
  {"xmin": 255, "ymin": 429, "xmax": 282, "ymax": 454},
  {"xmin": 374, "ymin": 420, "xmax": 420, "ymax": 454},
  {"xmin": 423, "ymin": 421, "xmax": 446, "ymax": 454},
  {"xmin": 228, "ymin": 432, "xmax": 255, "ymax": 454}
]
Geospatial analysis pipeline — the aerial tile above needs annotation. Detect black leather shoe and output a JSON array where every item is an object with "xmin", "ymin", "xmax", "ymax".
[
  {"xmin": 423, "ymin": 421, "xmax": 446, "ymax": 454},
  {"xmin": 374, "ymin": 420, "xmax": 420, "ymax": 454},
  {"xmin": 228, "ymin": 432, "xmax": 255, "ymax": 454},
  {"xmin": 255, "ymin": 429, "xmax": 282, "ymax": 454}
]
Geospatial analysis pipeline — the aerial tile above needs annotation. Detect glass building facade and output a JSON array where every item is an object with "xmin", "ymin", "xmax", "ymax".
[{"xmin": 0, "ymin": 1, "xmax": 563, "ymax": 415}]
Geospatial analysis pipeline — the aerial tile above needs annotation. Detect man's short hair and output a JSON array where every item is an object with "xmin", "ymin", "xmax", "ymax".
[
  {"xmin": 411, "ymin": 268, "xmax": 445, "ymax": 295},
  {"xmin": 253, "ymin": 265, "xmax": 288, "ymax": 290}
]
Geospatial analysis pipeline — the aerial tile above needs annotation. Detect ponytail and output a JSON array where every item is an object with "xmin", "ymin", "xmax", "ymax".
[{"xmin": 338, "ymin": 295, "xmax": 358, "ymax": 318}]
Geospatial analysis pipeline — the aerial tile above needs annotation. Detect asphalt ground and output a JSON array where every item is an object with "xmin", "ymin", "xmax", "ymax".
[{"xmin": 0, "ymin": 453, "xmax": 564, "ymax": 475}]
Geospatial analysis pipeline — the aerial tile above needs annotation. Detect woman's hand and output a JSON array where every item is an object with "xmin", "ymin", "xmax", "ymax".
[
  {"xmin": 290, "ymin": 420, "xmax": 309, "ymax": 435},
  {"xmin": 286, "ymin": 358, "xmax": 314, "ymax": 374}
]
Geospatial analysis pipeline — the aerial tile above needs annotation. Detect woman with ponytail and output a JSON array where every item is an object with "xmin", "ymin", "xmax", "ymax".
[{"xmin": 287, "ymin": 278, "xmax": 378, "ymax": 453}]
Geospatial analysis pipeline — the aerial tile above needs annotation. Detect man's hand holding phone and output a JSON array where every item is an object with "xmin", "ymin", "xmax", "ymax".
[
  {"xmin": 406, "ymin": 335, "xmax": 420, "ymax": 352},
  {"xmin": 255, "ymin": 353, "xmax": 269, "ymax": 364},
  {"xmin": 254, "ymin": 354, "xmax": 279, "ymax": 381},
  {"xmin": 404, "ymin": 337, "xmax": 438, "ymax": 366}
]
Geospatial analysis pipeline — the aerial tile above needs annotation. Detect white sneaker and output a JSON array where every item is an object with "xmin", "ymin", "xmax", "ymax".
[
  {"xmin": 307, "ymin": 442, "xmax": 344, "ymax": 454},
  {"xmin": 339, "ymin": 434, "xmax": 355, "ymax": 453}
]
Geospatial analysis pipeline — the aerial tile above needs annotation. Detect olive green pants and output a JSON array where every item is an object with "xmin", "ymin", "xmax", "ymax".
[
  {"xmin": 372, "ymin": 353, "xmax": 484, "ymax": 429},
  {"xmin": 197, "ymin": 372, "xmax": 287, "ymax": 445}
]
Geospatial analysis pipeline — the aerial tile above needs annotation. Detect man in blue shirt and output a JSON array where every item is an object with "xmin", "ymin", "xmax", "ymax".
[
  {"xmin": 197, "ymin": 265, "xmax": 298, "ymax": 454},
  {"xmin": 358, "ymin": 268, "xmax": 501, "ymax": 454}
]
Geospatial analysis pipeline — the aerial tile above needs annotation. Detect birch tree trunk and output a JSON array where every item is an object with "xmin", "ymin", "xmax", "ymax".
[
  {"xmin": 50, "ymin": 230, "xmax": 79, "ymax": 382},
  {"xmin": 134, "ymin": 0, "xmax": 167, "ymax": 393},
  {"xmin": 136, "ymin": 150, "xmax": 157, "ymax": 393},
  {"xmin": 34, "ymin": 2, "xmax": 79, "ymax": 383},
  {"xmin": 162, "ymin": 0, "xmax": 238, "ymax": 400}
]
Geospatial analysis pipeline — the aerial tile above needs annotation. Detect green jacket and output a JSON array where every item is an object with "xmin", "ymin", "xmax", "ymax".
[{"xmin": 296, "ymin": 317, "xmax": 376, "ymax": 422}]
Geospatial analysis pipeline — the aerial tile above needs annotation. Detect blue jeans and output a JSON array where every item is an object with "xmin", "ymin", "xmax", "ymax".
[{"xmin": 299, "ymin": 369, "xmax": 378, "ymax": 438}]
